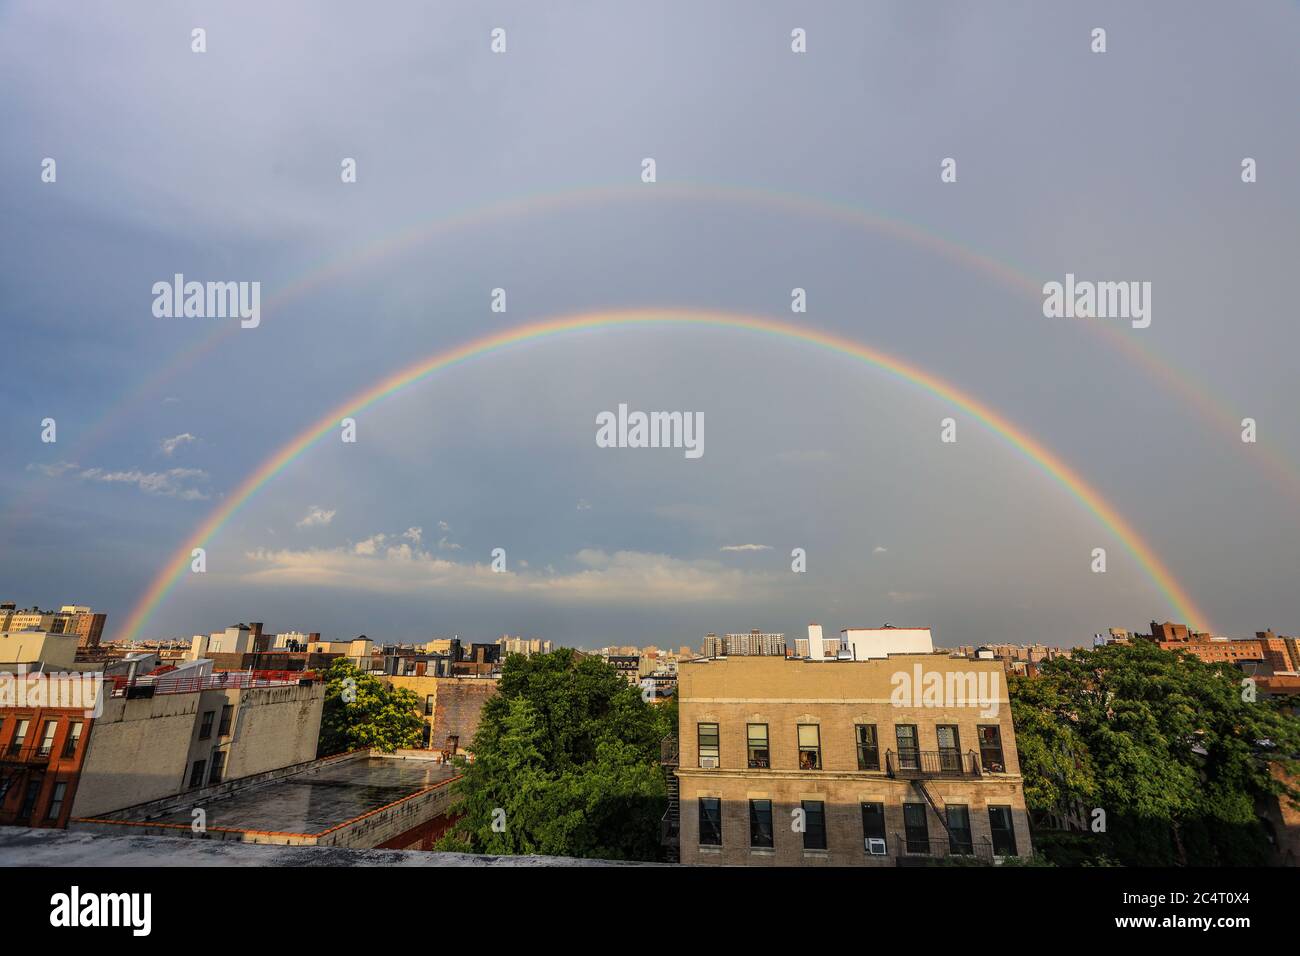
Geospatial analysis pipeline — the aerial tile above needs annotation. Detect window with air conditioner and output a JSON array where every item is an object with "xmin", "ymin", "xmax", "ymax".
[
  {"xmin": 861, "ymin": 801, "xmax": 887, "ymax": 854},
  {"xmin": 697, "ymin": 722, "xmax": 719, "ymax": 768}
]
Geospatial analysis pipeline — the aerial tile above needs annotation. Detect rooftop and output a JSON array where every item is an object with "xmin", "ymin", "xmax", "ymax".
[
  {"xmin": 0, "ymin": 827, "xmax": 654, "ymax": 866},
  {"xmin": 76, "ymin": 752, "xmax": 458, "ymax": 843},
  {"xmin": 155, "ymin": 756, "xmax": 453, "ymax": 834}
]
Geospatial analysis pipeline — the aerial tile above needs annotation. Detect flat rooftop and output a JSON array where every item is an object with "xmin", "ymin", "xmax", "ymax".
[
  {"xmin": 0, "ymin": 827, "xmax": 655, "ymax": 866},
  {"xmin": 144, "ymin": 756, "xmax": 457, "ymax": 836}
]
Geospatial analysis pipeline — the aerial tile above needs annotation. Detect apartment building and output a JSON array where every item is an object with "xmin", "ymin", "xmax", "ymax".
[
  {"xmin": 0, "ymin": 668, "xmax": 323, "ymax": 826},
  {"xmin": 0, "ymin": 603, "xmax": 106, "ymax": 649},
  {"xmin": 671, "ymin": 637, "xmax": 1032, "ymax": 866},
  {"xmin": 496, "ymin": 636, "xmax": 554, "ymax": 657},
  {"xmin": 383, "ymin": 674, "xmax": 498, "ymax": 757},
  {"xmin": 723, "ymin": 631, "xmax": 788, "ymax": 657}
]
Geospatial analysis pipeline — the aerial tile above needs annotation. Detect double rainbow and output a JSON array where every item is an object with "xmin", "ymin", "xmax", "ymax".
[{"xmin": 119, "ymin": 308, "xmax": 1212, "ymax": 642}]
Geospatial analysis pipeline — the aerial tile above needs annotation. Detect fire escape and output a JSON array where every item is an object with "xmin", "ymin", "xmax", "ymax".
[
  {"xmin": 0, "ymin": 737, "xmax": 52, "ymax": 825},
  {"xmin": 658, "ymin": 735, "xmax": 679, "ymax": 862},
  {"xmin": 885, "ymin": 748, "xmax": 993, "ymax": 864}
]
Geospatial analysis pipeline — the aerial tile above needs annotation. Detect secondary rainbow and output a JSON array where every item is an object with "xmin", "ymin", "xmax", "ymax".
[
  {"xmin": 16, "ymin": 183, "xmax": 1299, "ymax": 546},
  {"xmin": 120, "ymin": 308, "xmax": 1212, "ymax": 642}
]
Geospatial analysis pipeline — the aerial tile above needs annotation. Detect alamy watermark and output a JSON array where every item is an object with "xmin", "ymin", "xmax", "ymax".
[
  {"xmin": 0, "ymin": 664, "xmax": 105, "ymax": 717},
  {"xmin": 595, "ymin": 403, "xmax": 703, "ymax": 459},
  {"xmin": 1042, "ymin": 273, "xmax": 1151, "ymax": 329},
  {"xmin": 890, "ymin": 663, "xmax": 1002, "ymax": 718},
  {"xmin": 152, "ymin": 274, "xmax": 261, "ymax": 328}
]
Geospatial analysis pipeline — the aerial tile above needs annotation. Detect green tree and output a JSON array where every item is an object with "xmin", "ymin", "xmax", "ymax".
[
  {"xmin": 1009, "ymin": 640, "xmax": 1300, "ymax": 865},
  {"xmin": 437, "ymin": 649, "xmax": 668, "ymax": 860},
  {"xmin": 317, "ymin": 657, "xmax": 425, "ymax": 756}
]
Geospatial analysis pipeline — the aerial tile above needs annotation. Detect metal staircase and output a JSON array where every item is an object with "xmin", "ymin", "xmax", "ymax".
[{"xmin": 659, "ymin": 735, "xmax": 679, "ymax": 861}]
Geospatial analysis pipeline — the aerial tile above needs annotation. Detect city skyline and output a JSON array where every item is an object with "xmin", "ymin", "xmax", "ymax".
[{"xmin": 4, "ymin": 2, "xmax": 1299, "ymax": 648}]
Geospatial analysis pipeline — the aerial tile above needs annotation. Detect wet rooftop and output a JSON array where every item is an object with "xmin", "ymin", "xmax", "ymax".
[{"xmin": 147, "ymin": 756, "xmax": 457, "ymax": 835}]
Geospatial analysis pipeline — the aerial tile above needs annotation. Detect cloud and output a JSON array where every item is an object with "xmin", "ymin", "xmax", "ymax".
[
  {"xmin": 402, "ymin": 526, "xmax": 422, "ymax": 544},
  {"xmin": 240, "ymin": 536, "xmax": 778, "ymax": 604},
  {"xmin": 29, "ymin": 461, "xmax": 209, "ymax": 499},
  {"xmin": 438, "ymin": 536, "xmax": 462, "ymax": 551},
  {"xmin": 77, "ymin": 466, "xmax": 209, "ymax": 500},
  {"xmin": 27, "ymin": 461, "xmax": 79, "ymax": 478},
  {"xmin": 720, "ymin": 544, "xmax": 772, "ymax": 552},
  {"xmin": 576, "ymin": 499, "xmax": 592, "ymax": 511},
  {"xmin": 874, "ymin": 546, "xmax": 888, "ymax": 554},
  {"xmin": 159, "ymin": 432, "xmax": 197, "ymax": 457},
  {"xmin": 296, "ymin": 506, "xmax": 337, "ymax": 529}
]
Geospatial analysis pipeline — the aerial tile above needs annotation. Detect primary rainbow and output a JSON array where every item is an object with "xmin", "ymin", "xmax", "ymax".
[{"xmin": 119, "ymin": 308, "xmax": 1212, "ymax": 642}]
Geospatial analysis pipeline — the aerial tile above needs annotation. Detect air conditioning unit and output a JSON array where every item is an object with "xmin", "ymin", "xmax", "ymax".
[
  {"xmin": 865, "ymin": 837, "xmax": 887, "ymax": 856},
  {"xmin": 700, "ymin": 756, "xmax": 719, "ymax": 769}
]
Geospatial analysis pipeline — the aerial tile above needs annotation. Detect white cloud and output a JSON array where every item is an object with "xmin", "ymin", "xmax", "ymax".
[
  {"xmin": 78, "ymin": 466, "xmax": 209, "ymax": 500},
  {"xmin": 29, "ymin": 460, "xmax": 209, "ymax": 499},
  {"xmin": 159, "ymin": 432, "xmax": 197, "ymax": 457},
  {"xmin": 576, "ymin": 499, "xmax": 592, "ymax": 511},
  {"xmin": 296, "ymin": 506, "xmax": 337, "ymax": 529},
  {"xmin": 874, "ymin": 546, "xmax": 888, "ymax": 554},
  {"xmin": 240, "ymin": 537, "xmax": 778, "ymax": 604},
  {"xmin": 720, "ymin": 544, "xmax": 772, "ymax": 552},
  {"xmin": 402, "ymin": 526, "xmax": 422, "ymax": 544}
]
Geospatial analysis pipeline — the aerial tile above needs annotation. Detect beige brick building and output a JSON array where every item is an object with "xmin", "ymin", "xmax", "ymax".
[{"xmin": 673, "ymin": 654, "xmax": 1032, "ymax": 866}]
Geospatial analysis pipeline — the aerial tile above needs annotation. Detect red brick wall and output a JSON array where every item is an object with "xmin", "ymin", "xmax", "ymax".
[{"xmin": 431, "ymin": 680, "xmax": 497, "ymax": 755}]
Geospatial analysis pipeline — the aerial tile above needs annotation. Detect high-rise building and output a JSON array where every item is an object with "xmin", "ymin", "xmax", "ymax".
[{"xmin": 722, "ymin": 630, "xmax": 786, "ymax": 657}]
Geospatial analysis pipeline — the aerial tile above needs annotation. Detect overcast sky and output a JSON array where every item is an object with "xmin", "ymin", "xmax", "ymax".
[{"xmin": 2, "ymin": 1, "xmax": 1297, "ymax": 649}]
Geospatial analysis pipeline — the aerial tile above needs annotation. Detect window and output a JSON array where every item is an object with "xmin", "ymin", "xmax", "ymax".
[
  {"xmin": 746, "ymin": 724, "xmax": 770, "ymax": 768},
  {"xmin": 989, "ymin": 806, "xmax": 1017, "ymax": 856},
  {"xmin": 188, "ymin": 759, "xmax": 207, "ymax": 789},
  {"xmin": 425, "ymin": 694, "xmax": 435, "ymax": 717},
  {"xmin": 749, "ymin": 799, "xmax": 774, "ymax": 848},
  {"xmin": 978, "ymin": 725, "xmax": 1006, "ymax": 773},
  {"xmin": 937, "ymin": 724, "xmax": 961, "ymax": 772},
  {"xmin": 801, "ymin": 800, "xmax": 827, "ymax": 850},
  {"xmin": 198, "ymin": 711, "xmax": 214, "ymax": 740},
  {"xmin": 218, "ymin": 704, "xmax": 233, "ymax": 736},
  {"xmin": 62, "ymin": 722, "xmax": 83, "ymax": 758},
  {"xmin": 947, "ymin": 805, "xmax": 974, "ymax": 855},
  {"xmin": 797, "ymin": 724, "xmax": 821, "ymax": 770},
  {"xmin": 698, "ymin": 797, "xmax": 722, "ymax": 846},
  {"xmin": 855, "ymin": 724, "xmax": 880, "ymax": 770},
  {"xmin": 903, "ymin": 803, "xmax": 929, "ymax": 853},
  {"xmin": 8, "ymin": 719, "xmax": 29, "ymax": 754},
  {"xmin": 208, "ymin": 750, "xmax": 226, "ymax": 785},
  {"xmin": 19, "ymin": 779, "xmax": 41, "ymax": 820},
  {"xmin": 46, "ymin": 782, "xmax": 67, "ymax": 821},
  {"xmin": 861, "ymin": 802, "xmax": 886, "ymax": 852},
  {"xmin": 697, "ymin": 723, "xmax": 720, "ymax": 766},
  {"xmin": 37, "ymin": 720, "xmax": 58, "ymax": 757},
  {"xmin": 895, "ymin": 724, "xmax": 919, "ymax": 770}
]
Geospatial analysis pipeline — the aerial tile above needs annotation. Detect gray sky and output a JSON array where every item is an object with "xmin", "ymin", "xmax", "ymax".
[{"xmin": 2, "ymin": 1, "xmax": 1297, "ymax": 648}]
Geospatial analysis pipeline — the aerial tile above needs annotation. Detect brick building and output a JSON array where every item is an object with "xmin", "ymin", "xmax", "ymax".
[
  {"xmin": 383, "ymin": 674, "xmax": 498, "ymax": 757},
  {"xmin": 670, "ymin": 648, "xmax": 1032, "ymax": 866}
]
